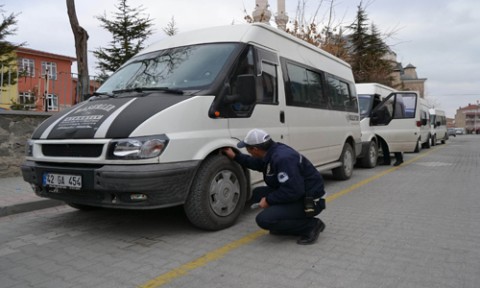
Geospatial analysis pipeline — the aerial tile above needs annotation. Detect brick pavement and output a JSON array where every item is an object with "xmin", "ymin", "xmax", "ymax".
[
  {"xmin": 0, "ymin": 176, "xmax": 63, "ymax": 217},
  {"xmin": 0, "ymin": 136, "xmax": 479, "ymax": 288}
]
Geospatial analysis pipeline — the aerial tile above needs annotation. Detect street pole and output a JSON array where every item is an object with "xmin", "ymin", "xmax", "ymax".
[
  {"xmin": 44, "ymin": 68, "xmax": 49, "ymax": 112},
  {"xmin": 473, "ymin": 100, "xmax": 479, "ymax": 134}
]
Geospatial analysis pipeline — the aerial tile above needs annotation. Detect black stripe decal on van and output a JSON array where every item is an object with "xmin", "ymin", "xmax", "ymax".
[{"xmin": 104, "ymin": 95, "xmax": 193, "ymax": 138}]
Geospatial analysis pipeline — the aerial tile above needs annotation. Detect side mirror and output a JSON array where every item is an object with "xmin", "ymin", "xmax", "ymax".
[
  {"xmin": 370, "ymin": 111, "xmax": 379, "ymax": 125},
  {"xmin": 224, "ymin": 74, "xmax": 256, "ymax": 105}
]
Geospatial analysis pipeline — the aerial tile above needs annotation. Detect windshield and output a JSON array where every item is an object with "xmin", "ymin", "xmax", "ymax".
[
  {"xmin": 358, "ymin": 94, "xmax": 373, "ymax": 119},
  {"xmin": 97, "ymin": 43, "xmax": 239, "ymax": 94}
]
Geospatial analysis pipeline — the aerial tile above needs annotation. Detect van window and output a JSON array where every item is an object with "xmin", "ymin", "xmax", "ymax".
[
  {"xmin": 258, "ymin": 62, "xmax": 277, "ymax": 104},
  {"xmin": 217, "ymin": 45, "xmax": 278, "ymax": 118},
  {"xmin": 326, "ymin": 75, "xmax": 357, "ymax": 112},
  {"xmin": 284, "ymin": 62, "xmax": 328, "ymax": 109},
  {"xmin": 394, "ymin": 93, "xmax": 416, "ymax": 119},
  {"xmin": 97, "ymin": 43, "xmax": 238, "ymax": 93}
]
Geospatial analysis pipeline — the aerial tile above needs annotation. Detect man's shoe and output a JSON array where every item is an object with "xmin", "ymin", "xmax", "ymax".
[
  {"xmin": 297, "ymin": 219, "xmax": 325, "ymax": 245},
  {"xmin": 393, "ymin": 160, "xmax": 403, "ymax": 166}
]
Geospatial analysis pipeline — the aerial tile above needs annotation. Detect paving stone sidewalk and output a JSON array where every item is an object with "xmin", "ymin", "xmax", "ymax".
[{"xmin": 0, "ymin": 176, "xmax": 63, "ymax": 217}]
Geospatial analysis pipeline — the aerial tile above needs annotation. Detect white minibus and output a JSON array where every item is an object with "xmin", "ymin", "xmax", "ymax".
[
  {"xmin": 21, "ymin": 23, "xmax": 361, "ymax": 230},
  {"xmin": 356, "ymin": 83, "xmax": 396, "ymax": 167},
  {"xmin": 417, "ymin": 97, "xmax": 432, "ymax": 151},
  {"xmin": 429, "ymin": 108, "xmax": 448, "ymax": 145},
  {"xmin": 363, "ymin": 90, "xmax": 431, "ymax": 160}
]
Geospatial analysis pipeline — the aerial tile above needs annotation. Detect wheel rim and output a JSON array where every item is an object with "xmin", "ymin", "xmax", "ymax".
[
  {"xmin": 209, "ymin": 170, "xmax": 240, "ymax": 217},
  {"xmin": 344, "ymin": 148, "xmax": 353, "ymax": 176},
  {"xmin": 368, "ymin": 144, "xmax": 377, "ymax": 164}
]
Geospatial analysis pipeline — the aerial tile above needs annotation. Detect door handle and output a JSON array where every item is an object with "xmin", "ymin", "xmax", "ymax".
[{"xmin": 280, "ymin": 111, "xmax": 285, "ymax": 123}]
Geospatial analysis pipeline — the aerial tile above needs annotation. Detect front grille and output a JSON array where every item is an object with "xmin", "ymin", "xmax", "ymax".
[{"xmin": 42, "ymin": 144, "xmax": 104, "ymax": 157}]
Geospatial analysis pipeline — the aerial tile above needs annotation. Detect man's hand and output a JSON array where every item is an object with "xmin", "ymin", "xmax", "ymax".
[
  {"xmin": 222, "ymin": 148, "xmax": 236, "ymax": 159},
  {"xmin": 259, "ymin": 197, "xmax": 269, "ymax": 208}
]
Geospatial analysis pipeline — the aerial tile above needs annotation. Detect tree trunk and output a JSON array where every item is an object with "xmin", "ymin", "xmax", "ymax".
[{"xmin": 66, "ymin": 0, "xmax": 89, "ymax": 103}]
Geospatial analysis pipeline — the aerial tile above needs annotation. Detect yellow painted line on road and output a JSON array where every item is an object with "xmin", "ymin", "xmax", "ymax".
[
  {"xmin": 139, "ymin": 229, "xmax": 268, "ymax": 288},
  {"xmin": 139, "ymin": 145, "xmax": 443, "ymax": 288},
  {"xmin": 327, "ymin": 146, "xmax": 441, "ymax": 203}
]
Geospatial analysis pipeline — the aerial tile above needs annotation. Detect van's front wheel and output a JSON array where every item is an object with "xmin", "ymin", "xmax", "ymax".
[
  {"xmin": 184, "ymin": 154, "xmax": 247, "ymax": 230},
  {"xmin": 360, "ymin": 141, "xmax": 378, "ymax": 168},
  {"xmin": 333, "ymin": 143, "xmax": 354, "ymax": 180}
]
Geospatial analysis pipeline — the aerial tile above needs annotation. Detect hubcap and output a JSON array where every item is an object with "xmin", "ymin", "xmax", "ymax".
[
  {"xmin": 369, "ymin": 144, "xmax": 377, "ymax": 164},
  {"xmin": 344, "ymin": 149, "xmax": 353, "ymax": 176},
  {"xmin": 209, "ymin": 170, "xmax": 240, "ymax": 216}
]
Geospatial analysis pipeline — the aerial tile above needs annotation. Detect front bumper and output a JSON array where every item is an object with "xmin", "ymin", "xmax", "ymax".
[{"xmin": 21, "ymin": 160, "xmax": 200, "ymax": 209}]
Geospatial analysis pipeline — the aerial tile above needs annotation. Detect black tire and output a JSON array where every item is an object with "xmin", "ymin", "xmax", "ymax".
[
  {"xmin": 414, "ymin": 138, "xmax": 421, "ymax": 153},
  {"xmin": 360, "ymin": 141, "xmax": 378, "ymax": 168},
  {"xmin": 67, "ymin": 203, "xmax": 98, "ymax": 211},
  {"xmin": 423, "ymin": 134, "xmax": 431, "ymax": 149},
  {"xmin": 184, "ymin": 154, "xmax": 247, "ymax": 230},
  {"xmin": 332, "ymin": 143, "xmax": 354, "ymax": 180},
  {"xmin": 431, "ymin": 135, "xmax": 436, "ymax": 146}
]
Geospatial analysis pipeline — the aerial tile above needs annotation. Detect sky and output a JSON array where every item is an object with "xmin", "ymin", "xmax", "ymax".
[{"xmin": 3, "ymin": 0, "xmax": 480, "ymax": 118}]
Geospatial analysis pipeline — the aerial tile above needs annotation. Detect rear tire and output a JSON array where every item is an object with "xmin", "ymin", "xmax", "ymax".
[
  {"xmin": 333, "ymin": 143, "xmax": 354, "ymax": 180},
  {"xmin": 360, "ymin": 141, "xmax": 378, "ymax": 168},
  {"xmin": 423, "ymin": 134, "xmax": 431, "ymax": 149},
  {"xmin": 414, "ymin": 138, "xmax": 421, "ymax": 153},
  {"xmin": 184, "ymin": 154, "xmax": 247, "ymax": 231}
]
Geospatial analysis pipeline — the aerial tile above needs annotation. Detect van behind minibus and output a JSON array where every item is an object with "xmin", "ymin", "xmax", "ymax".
[
  {"xmin": 356, "ymin": 83, "xmax": 396, "ymax": 167},
  {"xmin": 21, "ymin": 23, "xmax": 361, "ymax": 230},
  {"xmin": 356, "ymin": 83, "xmax": 432, "ymax": 167},
  {"xmin": 429, "ymin": 108, "xmax": 448, "ymax": 145}
]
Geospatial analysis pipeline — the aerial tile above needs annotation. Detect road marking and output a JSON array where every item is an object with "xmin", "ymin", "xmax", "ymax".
[
  {"xmin": 139, "ymin": 146, "xmax": 443, "ymax": 288},
  {"xmin": 139, "ymin": 229, "xmax": 268, "ymax": 288}
]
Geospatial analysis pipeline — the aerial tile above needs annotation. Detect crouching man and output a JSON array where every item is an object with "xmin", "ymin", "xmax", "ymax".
[{"xmin": 223, "ymin": 128, "xmax": 326, "ymax": 245}]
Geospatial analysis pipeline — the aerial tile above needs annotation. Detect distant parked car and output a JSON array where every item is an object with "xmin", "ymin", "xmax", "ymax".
[
  {"xmin": 455, "ymin": 128, "xmax": 465, "ymax": 135},
  {"xmin": 447, "ymin": 128, "xmax": 456, "ymax": 137}
]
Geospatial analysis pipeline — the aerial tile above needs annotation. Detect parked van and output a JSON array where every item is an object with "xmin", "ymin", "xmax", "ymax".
[
  {"xmin": 21, "ymin": 24, "xmax": 361, "ymax": 230},
  {"xmin": 362, "ymin": 90, "xmax": 430, "ymax": 159},
  {"xmin": 356, "ymin": 83, "xmax": 396, "ymax": 167},
  {"xmin": 429, "ymin": 108, "xmax": 448, "ymax": 145},
  {"xmin": 417, "ymin": 97, "xmax": 432, "ymax": 151}
]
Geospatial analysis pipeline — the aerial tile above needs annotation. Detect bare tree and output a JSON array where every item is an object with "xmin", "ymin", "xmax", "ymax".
[{"xmin": 66, "ymin": 0, "xmax": 89, "ymax": 103}]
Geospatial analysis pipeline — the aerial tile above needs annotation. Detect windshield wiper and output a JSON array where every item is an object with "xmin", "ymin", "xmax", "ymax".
[
  {"xmin": 90, "ymin": 91, "xmax": 115, "ymax": 98},
  {"xmin": 112, "ymin": 87, "xmax": 184, "ymax": 95}
]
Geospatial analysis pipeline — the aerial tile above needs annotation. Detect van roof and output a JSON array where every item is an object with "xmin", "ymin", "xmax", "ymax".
[{"xmin": 138, "ymin": 23, "xmax": 353, "ymax": 79}]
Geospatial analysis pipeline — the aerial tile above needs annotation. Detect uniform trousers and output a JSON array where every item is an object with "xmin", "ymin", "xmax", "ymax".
[{"xmin": 252, "ymin": 186, "xmax": 325, "ymax": 236}]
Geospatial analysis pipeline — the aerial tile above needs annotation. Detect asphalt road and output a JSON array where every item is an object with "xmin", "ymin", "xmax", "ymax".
[{"xmin": 1, "ymin": 135, "xmax": 479, "ymax": 288}]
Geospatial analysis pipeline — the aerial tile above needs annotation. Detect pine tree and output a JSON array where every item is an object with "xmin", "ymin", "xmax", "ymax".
[
  {"xmin": 347, "ymin": 4, "xmax": 393, "ymax": 85},
  {"xmin": 163, "ymin": 16, "xmax": 178, "ymax": 37},
  {"xmin": 0, "ymin": 6, "xmax": 22, "ymax": 87},
  {"xmin": 93, "ymin": 0, "xmax": 154, "ymax": 76}
]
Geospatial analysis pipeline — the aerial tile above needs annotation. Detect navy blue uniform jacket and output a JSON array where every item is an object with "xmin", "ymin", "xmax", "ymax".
[{"xmin": 234, "ymin": 142, "xmax": 325, "ymax": 205}]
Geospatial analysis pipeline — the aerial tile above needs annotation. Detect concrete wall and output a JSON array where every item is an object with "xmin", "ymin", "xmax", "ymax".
[{"xmin": 0, "ymin": 110, "xmax": 52, "ymax": 178}]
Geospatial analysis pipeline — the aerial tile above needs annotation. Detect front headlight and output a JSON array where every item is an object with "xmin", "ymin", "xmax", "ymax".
[
  {"xmin": 25, "ymin": 140, "xmax": 33, "ymax": 157},
  {"xmin": 108, "ymin": 135, "xmax": 169, "ymax": 159}
]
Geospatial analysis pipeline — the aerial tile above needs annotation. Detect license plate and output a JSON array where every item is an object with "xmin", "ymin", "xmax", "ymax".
[{"xmin": 43, "ymin": 173, "xmax": 82, "ymax": 190}]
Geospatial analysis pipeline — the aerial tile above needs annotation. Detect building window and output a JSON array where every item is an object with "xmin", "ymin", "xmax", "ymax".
[
  {"xmin": 46, "ymin": 94, "xmax": 58, "ymax": 111},
  {"xmin": 18, "ymin": 58, "xmax": 35, "ymax": 77},
  {"xmin": 18, "ymin": 92, "xmax": 36, "ymax": 110},
  {"xmin": 41, "ymin": 62, "xmax": 57, "ymax": 80}
]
